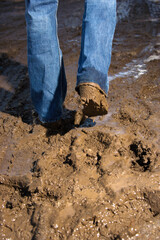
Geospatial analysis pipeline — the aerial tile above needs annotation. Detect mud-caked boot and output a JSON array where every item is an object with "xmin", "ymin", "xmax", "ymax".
[{"xmin": 74, "ymin": 82, "xmax": 108, "ymax": 125}]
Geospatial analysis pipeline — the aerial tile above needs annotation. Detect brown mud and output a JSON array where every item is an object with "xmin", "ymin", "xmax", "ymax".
[{"xmin": 0, "ymin": 0, "xmax": 160, "ymax": 239}]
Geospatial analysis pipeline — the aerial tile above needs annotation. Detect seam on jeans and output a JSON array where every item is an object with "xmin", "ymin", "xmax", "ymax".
[
  {"xmin": 43, "ymin": 84, "xmax": 55, "ymax": 96},
  {"xmin": 28, "ymin": 49, "xmax": 51, "ymax": 55},
  {"xmin": 55, "ymin": 1, "xmax": 61, "ymax": 69}
]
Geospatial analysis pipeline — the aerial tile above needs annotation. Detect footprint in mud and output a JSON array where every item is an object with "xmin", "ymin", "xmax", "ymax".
[
  {"xmin": 130, "ymin": 140, "xmax": 157, "ymax": 172},
  {"xmin": 62, "ymin": 130, "xmax": 113, "ymax": 170},
  {"xmin": 114, "ymin": 101, "xmax": 152, "ymax": 124}
]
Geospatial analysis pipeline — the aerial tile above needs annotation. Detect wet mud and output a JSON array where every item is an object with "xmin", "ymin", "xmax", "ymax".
[{"xmin": 0, "ymin": 0, "xmax": 160, "ymax": 239}]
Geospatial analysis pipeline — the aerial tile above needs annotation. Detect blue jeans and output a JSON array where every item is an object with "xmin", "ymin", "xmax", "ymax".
[{"xmin": 25, "ymin": 0, "xmax": 116, "ymax": 123}]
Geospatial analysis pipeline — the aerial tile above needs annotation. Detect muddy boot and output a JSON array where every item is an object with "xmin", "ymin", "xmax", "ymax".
[
  {"xmin": 74, "ymin": 83, "xmax": 108, "ymax": 125},
  {"xmin": 32, "ymin": 108, "xmax": 76, "ymax": 131}
]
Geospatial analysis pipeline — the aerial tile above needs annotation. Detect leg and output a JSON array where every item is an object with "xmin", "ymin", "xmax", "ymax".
[
  {"xmin": 77, "ymin": 0, "xmax": 116, "ymax": 94},
  {"xmin": 25, "ymin": 0, "xmax": 67, "ymax": 123}
]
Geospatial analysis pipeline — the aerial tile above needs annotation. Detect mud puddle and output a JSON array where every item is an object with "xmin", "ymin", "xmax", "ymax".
[{"xmin": 0, "ymin": 0, "xmax": 160, "ymax": 239}]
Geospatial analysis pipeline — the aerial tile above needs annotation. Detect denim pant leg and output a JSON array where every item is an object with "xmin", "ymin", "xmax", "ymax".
[
  {"xmin": 77, "ymin": 0, "xmax": 116, "ymax": 94},
  {"xmin": 25, "ymin": 0, "xmax": 67, "ymax": 123}
]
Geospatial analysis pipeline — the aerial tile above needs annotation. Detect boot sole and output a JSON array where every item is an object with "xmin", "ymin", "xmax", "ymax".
[{"xmin": 76, "ymin": 82, "xmax": 108, "ymax": 117}]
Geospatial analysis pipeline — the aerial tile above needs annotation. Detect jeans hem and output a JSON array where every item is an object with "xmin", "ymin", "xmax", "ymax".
[
  {"xmin": 76, "ymin": 78, "xmax": 108, "ymax": 94},
  {"xmin": 39, "ymin": 114, "xmax": 62, "ymax": 123}
]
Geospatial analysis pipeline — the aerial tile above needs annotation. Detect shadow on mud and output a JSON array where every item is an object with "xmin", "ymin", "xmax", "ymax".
[
  {"xmin": 0, "ymin": 53, "xmax": 33, "ymax": 122},
  {"xmin": 0, "ymin": 53, "xmax": 77, "ymax": 136}
]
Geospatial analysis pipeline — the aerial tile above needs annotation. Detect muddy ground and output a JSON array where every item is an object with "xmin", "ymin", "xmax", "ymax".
[{"xmin": 0, "ymin": 0, "xmax": 160, "ymax": 239}]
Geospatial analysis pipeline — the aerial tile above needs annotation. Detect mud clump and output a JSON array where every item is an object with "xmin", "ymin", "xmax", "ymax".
[{"xmin": 144, "ymin": 190, "xmax": 160, "ymax": 216}]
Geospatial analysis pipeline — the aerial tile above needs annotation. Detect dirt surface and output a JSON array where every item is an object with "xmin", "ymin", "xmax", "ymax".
[{"xmin": 0, "ymin": 0, "xmax": 160, "ymax": 239}]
